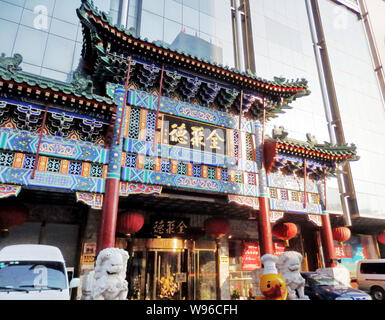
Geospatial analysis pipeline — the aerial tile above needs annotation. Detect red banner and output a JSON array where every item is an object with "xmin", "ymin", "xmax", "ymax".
[
  {"xmin": 241, "ymin": 242, "xmax": 287, "ymax": 271},
  {"xmin": 242, "ymin": 242, "xmax": 261, "ymax": 270}
]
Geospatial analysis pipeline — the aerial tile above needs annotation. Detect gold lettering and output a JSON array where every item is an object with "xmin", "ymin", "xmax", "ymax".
[
  {"xmin": 169, "ymin": 123, "xmax": 188, "ymax": 144},
  {"xmin": 206, "ymin": 129, "xmax": 225, "ymax": 150},
  {"xmin": 190, "ymin": 126, "xmax": 205, "ymax": 148}
]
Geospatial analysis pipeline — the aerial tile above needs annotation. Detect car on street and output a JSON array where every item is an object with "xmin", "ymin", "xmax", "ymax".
[
  {"xmin": 301, "ymin": 272, "xmax": 372, "ymax": 300},
  {"xmin": 357, "ymin": 259, "xmax": 385, "ymax": 300},
  {"xmin": 0, "ymin": 244, "xmax": 80, "ymax": 300}
]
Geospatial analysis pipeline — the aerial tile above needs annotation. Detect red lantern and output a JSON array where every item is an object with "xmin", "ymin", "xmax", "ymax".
[
  {"xmin": 0, "ymin": 204, "xmax": 29, "ymax": 231},
  {"xmin": 377, "ymin": 231, "xmax": 385, "ymax": 245},
  {"xmin": 117, "ymin": 211, "xmax": 144, "ymax": 235},
  {"xmin": 272, "ymin": 222, "xmax": 298, "ymax": 246},
  {"xmin": 204, "ymin": 217, "xmax": 230, "ymax": 239},
  {"xmin": 332, "ymin": 227, "xmax": 351, "ymax": 245}
]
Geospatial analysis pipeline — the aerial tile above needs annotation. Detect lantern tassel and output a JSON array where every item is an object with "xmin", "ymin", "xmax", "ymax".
[{"xmin": 285, "ymin": 240, "xmax": 289, "ymax": 247}]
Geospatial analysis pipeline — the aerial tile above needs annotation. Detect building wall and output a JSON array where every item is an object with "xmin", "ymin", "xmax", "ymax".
[
  {"xmin": 137, "ymin": 0, "xmax": 235, "ymax": 67},
  {"xmin": 0, "ymin": 0, "xmax": 116, "ymax": 82},
  {"xmin": 0, "ymin": 0, "xmax": 235, "ymax": 81},
  {"xmin": 319, "ymin": 0, "xmax": 385, "ymax": 219},
  {"xmin": 248, "ymin": 0, "xmax": 343, "ymax": 213},
  {"xmin": 247, "ymin": 0, "xmax": 385, "ymax": 220},
  {"xmin": 364, "ymin": 0, "xmax": 385, "ymax": 71}
]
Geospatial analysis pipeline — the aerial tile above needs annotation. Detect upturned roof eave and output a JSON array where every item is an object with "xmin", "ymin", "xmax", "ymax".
[{"xmin": 77, "ymin": 0, "xmax": 310, "ymax": 100}]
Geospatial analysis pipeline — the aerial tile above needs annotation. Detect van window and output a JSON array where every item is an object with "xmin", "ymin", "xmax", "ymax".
[
  {"xmin": 360, "ymin": 263, "xmax": 385, "ymax": 275},
  {"xmin": 0, "ymin": 261, "xmax": 66, "ymax": 291}
]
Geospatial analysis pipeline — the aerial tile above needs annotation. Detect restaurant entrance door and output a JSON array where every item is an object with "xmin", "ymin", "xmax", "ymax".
[{"xmin": 126, "ymin": 239, "xmax": 217, "ymax": 300}]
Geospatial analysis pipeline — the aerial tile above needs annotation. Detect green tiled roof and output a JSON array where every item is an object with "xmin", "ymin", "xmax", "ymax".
[
  {"xmin": 0, "ymin": 57, "xmax": 114, "ymax": 106},
  {"xmin": 266, "ymin": 127, "xmax": 358, "ymax": 161},
  {"xmin": 77, "ymin": 0, "xmax": 310, "ymax": 96}
]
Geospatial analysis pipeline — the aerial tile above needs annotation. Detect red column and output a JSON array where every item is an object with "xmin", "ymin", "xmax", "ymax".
[
  {"xmin": 258, "ymin": 197, "xmax": 274, "ymax": 255},
  {"xmin": 320, "ymin": 213, "xmax": 337, "ymax": 268},
  {"xmin": 96, "ymin": 178, "xmax": 120, "ymax": 254}
]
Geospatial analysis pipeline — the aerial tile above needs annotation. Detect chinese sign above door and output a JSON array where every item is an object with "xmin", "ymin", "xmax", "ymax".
[
  {"xmin": 162, "ymin": 115, "xmax": 227, "ymax": 155},
  {"xmin": 151, "ymin": 217, "xmax": 189, "ymax": 238}
]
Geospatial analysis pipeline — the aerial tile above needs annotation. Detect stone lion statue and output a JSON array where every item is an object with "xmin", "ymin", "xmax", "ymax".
[
  {"xmin": 91, "ymin": 248, "xmax": 129, "ymax": 300},
  {"xmin": 276, "ymin": 251, "xmax": 309, "ymax": 300}
]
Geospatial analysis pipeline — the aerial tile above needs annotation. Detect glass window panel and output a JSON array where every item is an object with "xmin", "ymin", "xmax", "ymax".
[
  {"xmin": 0, "ymin": 1, "xmax": 23, "ymax": 22},
  {"xmin": 21, "ymin": 62, "xmax": 41, "ymax": 74},
  {"xmin": 164, "ymin": 19, "xmax": 182, "ymax": 45},
  {"xmin": 140, "ymin": 10, "xmax": 163, "ymax": 42},
  {"xmin": 13, "ymin": 25, "xmax": 48, "ymax": 66},
  {"xmin": 50, "ymin": 18, "xmax": 78, "ymax": 40},
  {"xmin": 126, "ymin": 16, "xmax": 137, "ymax": 30},
  {"xmin": 76, "ymin": 24, "xmax": 83, "ymax": 42},
  {"xmin": 0, "ymin": 19, "xmax": 18, "ymax": 56},
  {"xmin": 109, "ymin": 0, "xmax": 120, "ymax": 11},
  {"xmin": 72, "ymin": 41, "xmax": 83, "ymax": 70},
  {"xmin": 199, "ymin": 12, "xmax": 215, "ymax": 36},
  {"xmin": 182, "ymin": 6, "xmax": 199, "ymax": 29},
  {"xmin": 318, "ymin": 0, "xmax": 385, "ymax": 219},
  {"xmin": 43, "ymin": 34, "xmax": 75, "ymax": 74},
  {"xmin": 52, "ymin": 0, "xmax": 80, "ymax": 25},
  {"xmin": 5, "ymin": 0, "xmax": 26, "ymax": 6},
  {"xmin": 164, "ymin": 0, "xmax": 182, "ymax": 23},
  {"xmin": 40, "ymin": 67, "xmax": 68, "ymax": 82},
  {"xmin": 183, "ymin": 0, "xmax": 199, "ymax": 10},
  {"xmin": 128, "ymin": 0, "xmax": 138, "ymax": 16},
  {"xmin": 142, "ymin": 0, "xmax": 164, "ymax": 16},
  {"xmin": 199, "ymin": 0, "xmax": 214, "ymax": 16}
]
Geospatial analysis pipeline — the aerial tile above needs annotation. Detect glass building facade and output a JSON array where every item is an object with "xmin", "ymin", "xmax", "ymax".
[
  {"xmin": 0, "ymin": 0, "xmax": 115, "ymax": 82},
  {"xmin": 1, "ymin": 0, "xmax": 384, "ymax": 221},
  {"xmin": 318, "ymin": 0, "xmax": 385, "ymax": 219}
]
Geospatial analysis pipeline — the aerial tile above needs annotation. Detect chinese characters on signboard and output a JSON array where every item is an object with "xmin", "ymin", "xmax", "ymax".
[
  {"xmin": 334, "ymin": 244, "xmax": 353, "ymax": 259},
  {"xmin": 151, "ymin": 217, "xmax": 189, "ymax": 238},
  {"xmin": 241, "ymin": 242, "xmax": 286, "ymax": 271},
  {"xmin": 162, "ymin": 115, "xmax": 227, "ymax": 155},
  {"xmin": 242, "ymin": 242, "xmax": 261, "ymax": 270}
]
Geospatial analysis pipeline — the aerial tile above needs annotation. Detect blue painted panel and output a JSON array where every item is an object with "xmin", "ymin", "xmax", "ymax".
[
  {"xmin": 0, "ymin": 166, "xmax": 105, "ymax": 192},
  {"xmin": 121, "ymin": 167, "xmax": 259, "ymax": 197},
  {"xmin": 0, "ymin": 128, "xmax": 109, "ymax": 164}
]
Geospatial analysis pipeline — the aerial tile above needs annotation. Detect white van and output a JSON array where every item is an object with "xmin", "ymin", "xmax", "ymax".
[
  {"xmin": 0, "ymin": 244, "xmax": 80, "ymax": 300},
  {"xmin": 357, "ymin": 259, "xmax": 385, "ymax": 300}
]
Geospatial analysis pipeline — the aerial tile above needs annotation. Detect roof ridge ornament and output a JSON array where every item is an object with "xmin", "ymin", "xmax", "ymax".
[
  {"xmin": 71, "ymin": 71, "xmax": 95, "ymax": 95},
  {"xmin": 272, "ymin": 125, "xmax": 289, "ymax": 140},
  {"xmin": 306, "ymin": 133, "xmax": 318, "ymax": 146},
  {"xmin": 0, "ymin": 53, "xmax": 23, "ymax": 74}
]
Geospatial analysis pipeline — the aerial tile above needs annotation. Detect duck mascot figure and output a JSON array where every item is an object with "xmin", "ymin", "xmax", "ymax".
[{"xmin": 255, "ymin": 254, "xmax": 287, "ymax": 300}]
